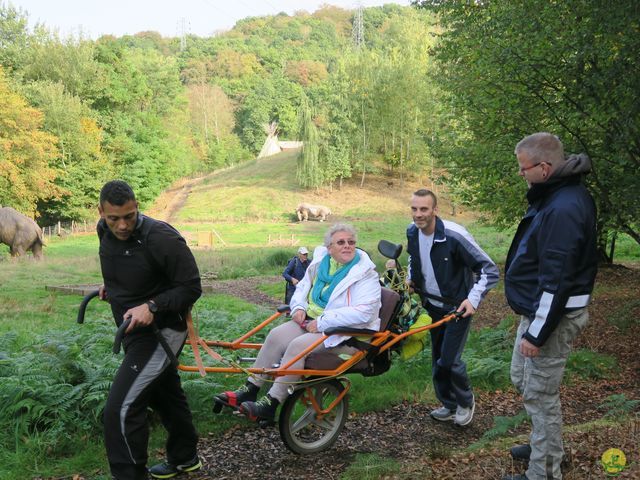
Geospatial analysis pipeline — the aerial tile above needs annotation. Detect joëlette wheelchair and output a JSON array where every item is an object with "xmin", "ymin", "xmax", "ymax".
[{"xmin": 76, "ymin": 240, "xmax": 459, "ymax": 455}]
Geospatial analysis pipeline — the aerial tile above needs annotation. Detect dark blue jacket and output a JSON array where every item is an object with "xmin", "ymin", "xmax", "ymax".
[
  {"xmin": 283, "ymin": 255, "xmax": 310, "ymax": 286},
  {"xmin": 505, "ymin": 175, "xmax": 597, "ymax": 347},
  {"xmin": 407, "ymin": 217, "xmax": 499, "ymax": 310}
]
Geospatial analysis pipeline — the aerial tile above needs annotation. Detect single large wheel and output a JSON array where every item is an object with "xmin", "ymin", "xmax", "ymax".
[{"xmin": 278, "ymin": 378, "xmax": 348, "ymax": 454}]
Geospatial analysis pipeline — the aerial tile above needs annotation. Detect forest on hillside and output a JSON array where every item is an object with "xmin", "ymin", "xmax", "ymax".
[{"xmin": 1, "ymin": 1, "xmax": 638, "ymax": 259}]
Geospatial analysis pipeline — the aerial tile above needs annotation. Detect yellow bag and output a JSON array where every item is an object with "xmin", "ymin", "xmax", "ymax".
[{"xmin": 400, "ymin": 312, "xmax": 432, "ymax": 360}]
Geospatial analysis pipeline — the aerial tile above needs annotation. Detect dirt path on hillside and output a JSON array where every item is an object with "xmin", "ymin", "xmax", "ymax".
[
  {"xmin": 145, "ymin": 175, "xmax": 211, "ymax": 223},
  {"xmin": 179, "ymin": 266, "xmax": 640, "ymax": 480}
]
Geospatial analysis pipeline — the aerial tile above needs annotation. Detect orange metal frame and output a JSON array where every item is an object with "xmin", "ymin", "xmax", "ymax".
[{"xmin": 178, "ymin": 310, "xmax": 458, "ymax": 379}]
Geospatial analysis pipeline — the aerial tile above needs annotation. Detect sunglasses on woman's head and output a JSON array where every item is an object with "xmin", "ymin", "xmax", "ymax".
[{"xmin": 334, "ymin": 239, "xmax": 356, "ymax": 246}]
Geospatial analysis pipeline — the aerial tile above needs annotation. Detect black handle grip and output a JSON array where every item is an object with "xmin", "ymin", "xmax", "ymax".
[
  {"xmin": 113, "ymin": 318, "xmax": 131, "ymax": 354},
  {"xmin": 112, "ymin": 319, "xmax": 178, "ymax": 368},
  {"xmin": 77, "ymin": 290, "xmax": 100, "ymax": 324}
]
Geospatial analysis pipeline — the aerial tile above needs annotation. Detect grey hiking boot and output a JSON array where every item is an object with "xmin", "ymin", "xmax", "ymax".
[
  {"xmin": 454, "ymin": 395, "xmax": 475, "ymax": 426},
  {"xmin": 430, "ymin": 406, "xmax": 455, "ymax": 422}
]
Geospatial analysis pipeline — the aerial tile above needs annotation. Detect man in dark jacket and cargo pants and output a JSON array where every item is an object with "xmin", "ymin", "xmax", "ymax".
[
  {"xmin": 503, "ymin": 133, "xmax": 597, "ymax": 480},
  {"xmin": 97, "ymin": 180, "xmax": 202, "ymax": 480}
]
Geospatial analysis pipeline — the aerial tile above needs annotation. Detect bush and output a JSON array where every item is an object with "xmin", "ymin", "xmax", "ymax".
[
  {"xmin": 464, "ymin": 318, "xmax": 515, "ymax": 391},
  {"xmin": 599, "ymin": 394, "xmax": 640, "ymax": 419}
]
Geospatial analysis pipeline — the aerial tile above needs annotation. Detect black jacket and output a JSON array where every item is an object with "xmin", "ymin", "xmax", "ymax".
[
  {"xmin": 505, "ymin": 175, "xmax": 597, "ymax": 347},
  {"xmin": 98, "ymin": 214, "xmax": 202, "ymax": 330}
]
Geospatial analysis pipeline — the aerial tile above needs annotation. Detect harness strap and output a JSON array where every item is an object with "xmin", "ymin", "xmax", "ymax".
[
  {"xmin": 185, "ymin": 310, "xmax": 207, "ymax": 377},
  {"xmin": 185, "ymin": 310, "xmax": 226, "ymax": 377},
  {"xmin": 198, "ymin": 337, "xmax": 224, "ymax": 362},
  {"xmin": 344, "ymin": 337, "xmax": 376, "ymax": 351},
  {"xmin": 421, "ymin": 291, "xmax": 457, "ymax": 308}
]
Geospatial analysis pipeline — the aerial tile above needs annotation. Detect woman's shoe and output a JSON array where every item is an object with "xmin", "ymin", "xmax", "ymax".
[
  {"xmin": 240, "ymin": 394, "xmax": 280, "ymax": 423},
  {"xmin": 213, "ymin": 381, "xmax": 259, "ymax": 412}
]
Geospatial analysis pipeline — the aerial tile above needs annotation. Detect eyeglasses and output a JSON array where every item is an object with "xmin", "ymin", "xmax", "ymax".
[
  {"xmin": 334, "ymin": 239, "xmax": 356, "ymax": 246},
  {"xmin": 518, "ymin": 162, "xmax": 545, "ymax": 174}
]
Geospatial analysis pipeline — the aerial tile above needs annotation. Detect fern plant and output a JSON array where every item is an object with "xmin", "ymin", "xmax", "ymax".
[
  {"xmin": 464, "ymin": 319, "xmax": 514, "ymax": 390},
  {"xmin": 599, "ymin": 394, "xmax": 640, "ymax": 419},
  {"xmin": 0, "ymin": 323, "xmax": 119, "ymax": 454}
]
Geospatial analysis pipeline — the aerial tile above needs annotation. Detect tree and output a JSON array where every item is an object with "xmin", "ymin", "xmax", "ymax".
[
  {"xmin": 0, "ymin": 68, "xmax": 60, "ymax": 214},
  {"xmin": 284, "ymin": 60, "xmax": 328, "ymax": 87},
  {"xmin": 418, "ymin": 0, "xmax": 640, "ymax": 259},
  {"xmin": 21, "ymin": 34, "xmax": 102, "ymax": 101},
  {"xmin": 297, "ymin": 100, "xmax": 322, "ymax": 188},
  {"xmin": 0, "ymin": 3, "xmax": 30, "ymax": 73},
  {"xmin": 25, "ymin": 81, "xmax": 112, "ymax": 221},
  {"xmin": 236, "ymin": 75, "xmax": 305, "ymax": 153}
]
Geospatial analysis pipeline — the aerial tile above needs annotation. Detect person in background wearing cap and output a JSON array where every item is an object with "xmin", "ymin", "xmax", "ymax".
[
  {"xmin": 503, "ymin": 133, "xmax": 597, "ymax": 480},
  {"xmin": 282, "ymin": 246, "xmax": 311, "ymax": 305}
]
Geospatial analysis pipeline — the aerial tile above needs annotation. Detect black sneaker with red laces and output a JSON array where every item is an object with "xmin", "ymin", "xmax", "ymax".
[{"xmin": 213, "ymin": 381, "xmax": 259, "ymax": 412}]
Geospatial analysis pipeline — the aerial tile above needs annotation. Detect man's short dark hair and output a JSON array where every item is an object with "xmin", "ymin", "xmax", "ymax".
[
  {"xmin": 100, "ymin": 180, "xmax": 136, "ymax": 207},
  {"xmin": 413, "ymin": 188, "xmax": 438, "ymax": 207}
]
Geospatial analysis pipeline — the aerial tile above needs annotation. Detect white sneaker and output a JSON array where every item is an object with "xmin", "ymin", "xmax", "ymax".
[
  {"xmin": 454, "ymin": 396, "xmax": 475, "ymax": 426},
  {"xmin": 430, "ymin": 406, "xmax": 455, "ymax": 422}
]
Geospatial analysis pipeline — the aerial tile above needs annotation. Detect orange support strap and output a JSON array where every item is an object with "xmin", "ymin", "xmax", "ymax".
[{"xmin": 185, "ymin": 310, "xmax": 207, "ymax": 377}]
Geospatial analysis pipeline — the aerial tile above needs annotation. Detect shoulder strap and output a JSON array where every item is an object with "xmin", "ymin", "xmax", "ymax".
[
  {"xmin": 137, "ymin": 216, "xmax": 163, "ymax": 274},
  {"xmin": 97, "ymin": 218, "xmax": 107, "ymax": 240}
]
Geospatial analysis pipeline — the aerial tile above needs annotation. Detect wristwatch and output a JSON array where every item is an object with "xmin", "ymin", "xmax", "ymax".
[{"xmin": 146, "ymin": 300, "xmax": 158, "ymax": 314}]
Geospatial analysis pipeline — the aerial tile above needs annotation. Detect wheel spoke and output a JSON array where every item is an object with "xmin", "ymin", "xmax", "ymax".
[
  {"xmin": 310, "ymin": 416, "xmax": 336, "ymax": 431},
  {"xmin": 290, "ymin": 408, "xmax": 316, "ymax": 434}
]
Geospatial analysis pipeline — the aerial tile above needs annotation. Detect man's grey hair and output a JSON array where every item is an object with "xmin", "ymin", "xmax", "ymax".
[
  {"xmin": 515, "ymin": 132, "xmax": 564, "ymax": 167},
  {"xmin": 324, "ymin": 223, "xmax": 358, "ymax": 247}
]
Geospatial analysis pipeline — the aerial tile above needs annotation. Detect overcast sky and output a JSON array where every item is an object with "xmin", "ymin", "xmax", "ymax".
[{"xmin": 8, "ymin": 0, "xmax": 411, "ymax": 39}]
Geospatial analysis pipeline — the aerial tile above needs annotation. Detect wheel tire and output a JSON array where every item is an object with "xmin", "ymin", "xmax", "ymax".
[{"xmin": 278, "ymin": 379, "xmax": 348, "ymax": 454}]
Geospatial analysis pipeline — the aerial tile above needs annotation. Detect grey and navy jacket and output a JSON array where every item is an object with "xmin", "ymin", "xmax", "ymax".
[
  {"xmin": 407, "ymin": 217, "xmax": 499, "ymax": 311},
  {"xmin": 98, "ymin": 214, "xmax": 202, "ymax": 331},
  {"xmin": 505, "ymin": 166, "xmax": 597, "ymax": 347}
]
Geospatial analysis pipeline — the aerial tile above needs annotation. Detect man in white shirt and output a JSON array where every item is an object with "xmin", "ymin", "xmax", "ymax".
[{"xmin": 406, "ymin": 189, "xmax": 499, "ymax": 426}]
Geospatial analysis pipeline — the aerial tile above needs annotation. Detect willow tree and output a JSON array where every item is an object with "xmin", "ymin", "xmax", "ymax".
[{"xmin": 296, "ymin": 101, "xmax": 322, "ymax": 189}]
